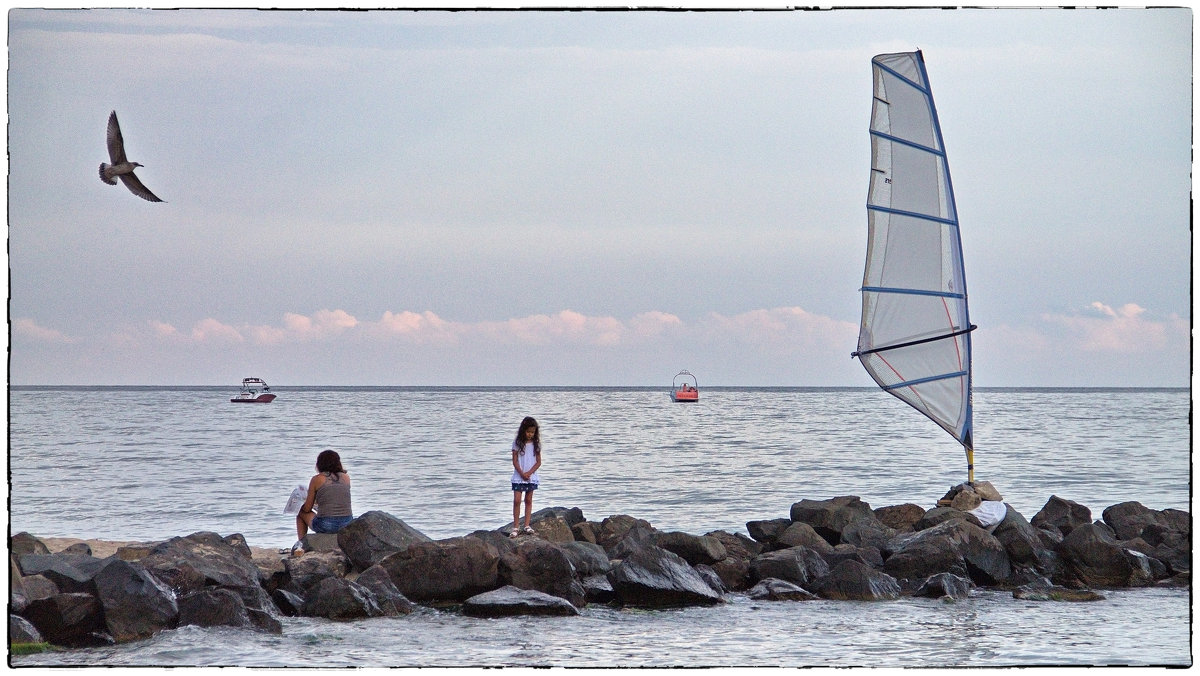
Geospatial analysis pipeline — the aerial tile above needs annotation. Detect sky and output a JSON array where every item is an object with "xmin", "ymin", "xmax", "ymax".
[{"xmin": 7, "ymin": 7, "xmax": 1192, "ymax": 386}]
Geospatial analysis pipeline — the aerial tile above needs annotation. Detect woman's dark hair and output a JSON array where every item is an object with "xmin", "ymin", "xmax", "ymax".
[
  {"xmin": 514, "ymin": 416, "xmax": 541, "ymax": 456},
  {"xmin": 316, "ymin": 449, "xmax": 345, "ymax": 474}
]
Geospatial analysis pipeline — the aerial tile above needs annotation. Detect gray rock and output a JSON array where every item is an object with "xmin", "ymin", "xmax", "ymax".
[
  {"xmin": 749, "ymin": 546, "xmax": 829, "ymax": 588},
  {"xmin": 299, "ymin": 533, "xmax": 340, "ymax": 554},
  {"xmin": 913, "ymin": 572, "xmax": 971, "ymax": 600},
  {"xmin": 178, "ymin": 588, "xmax": 253, "ymax": 629},
  {"xmin": 873, "ymin": 503, "xmax": 925, "ymax": 532},
  {"xmin": 992, "ymin": 504, "xmax": 1056, "ymax": 572},
  {"xmin": 1031, "ymin": 495, "xmax": 1092, "ymax": 537},
  {"xmin": 378, "ymin": 536, "xmax": 500, "ymax": 603},
  {"xmin": 337, "ymin": 511, "xmax": 432, "ymax": 572},
  {"xmin": 580, "ymin": 574, "xmax": 615, "ymax": 603},
  {"xmin": 354, "ymin": 564, "xmax": 416, "ymax": 615},
  {"xmin": 301, "ymin": 577, "xmax": 386, "ymax": 621},
  {"xmin": 1056, "ymin": 522, "xmax": 1139, "ymax": 587},
  {"xmin": 1103, "ymin": 501, "xmax": 1174, "ymax": 541},
  {"xmin": 92, "ymin": 559, "xmax": 178, "ymax": 643},
  {"xmin": 885, "ymin": 519, "xmax": 1011, "ymax": 586},
  {"xmin": 746, "ymin": 577, "xmax": 816, "ymax": 601},
  {"xmin": 607, "ymin": 546, "xmax": 723, "ymax": 608},
  {"xmin": 463, "ymin": 585, "xmax": 580, "ymax": 617},
  {"xmin": 11, "ymin": 532, "xmax": 50, "ymax": 557},
  {"xmin": 499, "ymin": 539, "xmax": 585, "ymax": 607},
  {"xmin": 270, "ymin": 588, "xmax": 305, "ymax": 617},
  {"xmin": 24, "ymin": 593, "xmax": 110, "ymax": 648},
  {"xmin": 655, "ymin": 531, "xmax": 727, "ymax": 566},
  {"xmin": 141, "ymin": 532, "xmax": 273, "ymax": 614},
  {"xmin": 915, "ymin": 507, "xmax": 983, "ymax": 531},
  {"xmin": 559, "ymin": 541, "xmax": 611, "ymax": 577},
  {"xmin": 789, "ymin": 496, "xmax": 876, "ymax": 545},
  {"xmin": 283, "ymin": 550, "xmax": 352, "ymax": 593},
  {"xmin": 9, "ymin": 613, "xmax": 43, "ymax": 644},
  {"xmin": 746, "ymin": 518, "xmax": 792, "ymax": 544},
  {"xmin": 814, "ymin": 559, "xmax": 900, "ymax": 601},
  {"xmin": 775, "ymin": 521, "xmax": 835, "ymax": 554}
]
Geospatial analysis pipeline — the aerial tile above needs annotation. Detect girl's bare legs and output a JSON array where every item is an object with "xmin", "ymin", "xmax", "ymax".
[
  {"xmin": 523, "ymin": 491, "xmax": 534, "ymax": 528},
  {"xmin": 512, "ymin": 491, "xmax": 522, "ymax": 531}
]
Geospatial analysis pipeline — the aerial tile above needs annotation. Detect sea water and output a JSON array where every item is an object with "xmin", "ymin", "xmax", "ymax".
[{"xmin": 8, "ymin": 387, "xmax": 1192, "ymax": 667}]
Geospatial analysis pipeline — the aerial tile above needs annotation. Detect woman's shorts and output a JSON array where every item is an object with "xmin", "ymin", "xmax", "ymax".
[
  {"xmin": 511, "ymin": 482, "xmax": 538, "ymax": 492},
  {"xmin": 312, "ymin": 515, "xmax": 354, "ymax": 533}
]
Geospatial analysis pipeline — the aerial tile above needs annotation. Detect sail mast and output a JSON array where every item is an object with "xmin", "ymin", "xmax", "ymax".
[{"xmin": 854, "ymin": 50, "xmax": 977, "ymax": 483}]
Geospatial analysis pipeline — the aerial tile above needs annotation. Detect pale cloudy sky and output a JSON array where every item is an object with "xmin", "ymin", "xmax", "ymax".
[{"xmin": 7, "ymin": 7, "xmax": 1191, "ymax": 386}]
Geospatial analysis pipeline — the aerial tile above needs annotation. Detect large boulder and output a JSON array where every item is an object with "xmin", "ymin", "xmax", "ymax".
[
  {"xmin": 915, "ymin": 507, "xmax": 983, "ymax": 531},
  {"xmin": 746, "ymin": 518, "xmax": 792, "ymax": 545},
  {"xmin": 178, "ymin": 588, "xmax": 254, "ymax": 629},
  {"xmin": 595, "ymin": 515, "xmax": 657, "ymax": 559},
  {"xmin": 885, "ymin": 519, "xmax": 1010, "ymax": 587},
  {"xmin": 774, "ymin": 522, "xmax": 835, "ymax": 554},
  {"xmin": 840, "ymin": 518, "xmax": 897, "ymax": 552},
  {"xmin": 607, "ymin": 546, "xmax": 723, "ymax": 608},
  {"xmin": 1056, "ymin": 522, "xmax": 1155, "ymax": 588},
  {"xmin": 301, "ymin": 577, "xmax": 387, "ymax": 621},
  {"xmin": 991, "ymin": 505, "xmax": 1056, "ymax": 572},
  {"xmin": 92, "ymin": 559, "xmax": 178, "ymax": 643},
  {"xmin": 378, "ymin": 536, "xmax": 500, "ymax": 603},
  {"xmin": 9, "ymin": 614, "xmax": 42, "ymax": 644},
  {"xmin": 463, "ymin": 585, "xmax": 580, "ymax": 617},
  {"xmin": 704, "ymin": 530, "xmax": 762, "ymax": 591},
  {"xmin": 913, "ymin": 572, "xmax": 972, "ymax": 600},
  {"xmin": 558, "ymin": 541, "xmax": 611, "ymax": 577},
  {"xmin": 337, "ymin": 511, "xmax": 432, "ymax": 572},
  {"xmin": 1102, "ymin": 502, "xmax": 1185, "ymax": 541},
  {"xmin": 282, "ymin": 550, "xmax": 353, "ymax": 594},
  {"xmin": 354, "ymin": 565, "xmax": 416, "ymax": 615},
  {"xmin": 789, "ymin": 497, "xmax": 875, "ymax": 545},
  {"xmin": 654, "ymin": 532, "xmax": 727, "ymax": 566},
  {"xmin": 11, "ymin": 532, "xmax": 50, "ymax": 557},
  {"xmin": 749, "ymin": 546, "xmax": 829, "ymax": 589},
  {"xmin": 23, "ymin": 593, "xmax": 110, "ymax": 647},
  {"xmin": 813, "ymin": 559, "xmax": 900, "ymax": 601},
  {"xmin": 140, "ymin": 532, "xmax": 272, "ymax": 613},
  {"xmin": 499, "ymin": 539, "xmax": 585, "ymax": 607},
  {"xmin": 16, "ymin": 553, "xmax": 109, "ymax": 595},
  {"xmin": 1031, "ymin": 496, "xmax": 1092, "ymax": 537}
]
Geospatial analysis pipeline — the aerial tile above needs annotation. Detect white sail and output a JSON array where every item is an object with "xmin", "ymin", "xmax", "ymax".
[{"xmin": 854, "ymin": 51, "xmax": 976, "ymax": 473}]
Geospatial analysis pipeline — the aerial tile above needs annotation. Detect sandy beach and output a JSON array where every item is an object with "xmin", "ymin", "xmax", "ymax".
[{"xmin": 38, "ymin": 536, "xmax": 283, "ymax": 564}]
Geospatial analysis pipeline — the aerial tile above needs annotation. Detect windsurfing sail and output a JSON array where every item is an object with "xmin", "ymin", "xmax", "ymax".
[{"xmin": 853, "ymin": 50, "xmax": 978, "ymax": 482}]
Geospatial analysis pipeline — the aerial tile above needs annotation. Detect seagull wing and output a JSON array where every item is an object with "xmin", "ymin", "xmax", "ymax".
[
  {"xmin": 118, "ymin": 173, "xmax": 164, "ymax": 202},
  {"xmin": 106, "ymin": 111, "xmax": 128, "ymax": 164}
]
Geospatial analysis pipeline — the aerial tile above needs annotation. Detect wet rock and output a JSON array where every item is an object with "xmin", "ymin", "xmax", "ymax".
[
  {"xmin": 1056, "ymin": 522, "xmax": 1141, "ymax": 587},
  {"xmin": 559, "ymin": 541, "xmax": 611, "ymax": 577},
  {"xmin": 991, "ymin": 504, "xmax": 1055, "ymax": 571},
  {"xmin": 302, "ymin": 577, "xmax": 387, "ymax": 621},
  {"xmin": 596, "ymin": 515, "xmax": 657, "ymax": 559},
  {"xmin": 283, "ymin": 550, "xmax": 352, "ymax": 593},
  {"xmin": 1103, "ymin": 501, "xmax": 1183, "ymax": 541},
  {"xmin": 140, "ymin": 532, "xmax": 274, "ymax": 614},
  {"xmin": 270, "ymin": 588, "xmax": 305, "ymax": 617},
  {"xmin": 337, "ymin": 511, "xmax": 432, "ymax": 572},
  {"xmin": 694, "ymin": 564, "xmax": 728, "ymax": 595},
  {"xmin": 463, "ymin": 585, "xmax": 580, "ymax": 617},
  {"xmin": 527, "ymin": 515, "xmax": 575, "ymax": 543},
  {"xmin": 885, "ymin": 519, "xmax": 1010, "ymax": 586},
  {"xmin": 1031, "ymin": 495, "xmax": 1092, "ymax": 537},
  {"xmin": 873, "ymin": 504, "xmax": 925, "ymax": 532},
  {"xmin": 378, "ymin": 536, "xmax": 500, "ymax": 603},
  {"xmin": 814, "ymin": 559, "xmax": 900, "ymax": 601},
  {"xmin": 531, "ymin": 506, "xmax": 586, "ymax": 528},
  {"xmin": 9, "ymin": 614, "xmax": 42, "ymax": 644},
  {"xmin": 571, "ymin": 521, "xmax": 598, "ymax": 544},
  {"xmin": 746, "ymin": 518, "xmax": 791, "ymax": 545},
  {"xmin": 355, "ymin": 564, "xmax": 416, "ymax": 615},
  {"xmin": 18, "ymin": 574, "xmax": 59, "ymax": 605},
  {"xmin": 822, "ymin": 543, "xmax": 884, "ymax": 570},
  {"xmin": 17, "ymin": 553, "xmax": 108, "ymax": 595},
  {"xmin": 654, "ymin": 532, "xmax": 727, "ymax": 566},
  {"xmin": 705, "ymin": 530, "xmax": 761, "ymax": 591},
  {"xmin": 789, "ymin": 496, "xmax": 875, "ymax": 545},
  {"xmin": 92, "ymin": 559, "xmax": 178, "ymax": 643},
  {"xmin": 499, "ymin": 538, "xmax": 585, "ymax": 607},
  {"xmin": 1012, "ymin": 583, "xmax": 1105, "ymax": 602},
  {"xmin": 746, "ymin": 578, "xmax": 817, "ymax": 601},
  {"xmin": 841, "ymin": 518, "xmax": 897, "ymax": 552},
  {"xmin": 178, "ymin": 588, "xmax": 253, "ymax": 629},
  {"xmin": 775, "ymin": 521, "xmax": 835, "ymax": 554},
  {"xmin": 913, "ymin": 572, "xmax": 971, "ymax": 600},
  {"xmin": 607, "ymin": 546, "xmax": 723, "ymax": 608},
  {"xmin": 580, "ymin": 574, "xmax": 615, "ymax": 603},
  {"xmin": 749, "ymin": 546, "xmax": 830, "ymax": 589},
  {"xmin": 23, "ymin": 593, "xmax": 110, "ymax": 648}
]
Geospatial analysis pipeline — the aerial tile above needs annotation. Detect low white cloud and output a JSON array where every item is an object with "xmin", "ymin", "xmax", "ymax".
[
  {"xmin": 1043, "ymin": 302, "xmax": 1187, "ymax": 354},
  {"xmin": 12, "ymin": 318, "xmax": 76, "ymax": 344}
]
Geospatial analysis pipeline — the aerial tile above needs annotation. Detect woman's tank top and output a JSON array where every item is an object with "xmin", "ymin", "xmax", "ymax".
[{"xmin": 314, "ymin": 472, "xmax": 352, "ymax": 517}]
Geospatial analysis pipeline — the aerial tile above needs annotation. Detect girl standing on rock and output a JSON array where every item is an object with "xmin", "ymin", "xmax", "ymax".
[{"xmin": 509, "ymin": 416, "xmax": 542, "ymax": 538}]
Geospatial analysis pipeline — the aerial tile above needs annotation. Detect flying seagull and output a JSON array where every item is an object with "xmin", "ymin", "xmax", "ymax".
[{"xmin": 99, "ymin": 110, "xmax": 164, "ymax": 203}]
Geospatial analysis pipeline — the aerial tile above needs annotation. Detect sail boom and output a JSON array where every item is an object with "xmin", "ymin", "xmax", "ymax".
[{"xmin": 880, "ymin": 370, "xmax": 968, "ymax": 391}]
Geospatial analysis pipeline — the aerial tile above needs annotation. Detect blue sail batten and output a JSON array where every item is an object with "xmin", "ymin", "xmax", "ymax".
[
  {"xmin": 868, "ymin": 129, "xmax": 945, "ymax": 157},
  {"xmin": 866, "ymin": 204, "xmax": 957, "ymax": 226},
  {"xmin": 861, "ymin": 286, "xmax": 965, "ymax": 299},
  {"xmin": 881, "ymin": 370, "xmax": 969, "ymax": 391}
]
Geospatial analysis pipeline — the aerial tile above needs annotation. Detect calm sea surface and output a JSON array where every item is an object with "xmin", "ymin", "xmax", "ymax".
[{"xmin": 8, "ymin": 387, "xmax": 1192, "ymax": 667}]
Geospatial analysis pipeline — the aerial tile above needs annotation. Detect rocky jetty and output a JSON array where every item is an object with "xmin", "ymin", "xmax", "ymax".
[{"xmin": 9, "ymin": 485, "xmax": 1190, "ymax": 651}]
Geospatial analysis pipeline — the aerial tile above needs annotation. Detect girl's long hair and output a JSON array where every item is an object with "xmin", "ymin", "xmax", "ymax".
[
  {"xmin": 316, "ymin": 449, "xmax": 346, "ymax": 475},
  {"xmin": 513, "ymin": 416, "xmax": 541, "ymax": 456}
]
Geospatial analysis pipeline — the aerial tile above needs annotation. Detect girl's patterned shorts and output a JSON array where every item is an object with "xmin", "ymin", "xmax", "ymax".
[{"xmin": 511, "ymin": 482, "xmax": 538, "ymax": 492}]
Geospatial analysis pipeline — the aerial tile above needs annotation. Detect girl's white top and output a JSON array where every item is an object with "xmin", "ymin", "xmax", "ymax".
[{"xmin": 511, "ymin": 441, "xmax": 540, "ymax": 484}]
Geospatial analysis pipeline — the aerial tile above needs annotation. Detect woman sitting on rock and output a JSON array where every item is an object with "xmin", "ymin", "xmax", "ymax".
[{"xmin": 293, "ymin": 449, "xmax": 353, "ymax": 555}]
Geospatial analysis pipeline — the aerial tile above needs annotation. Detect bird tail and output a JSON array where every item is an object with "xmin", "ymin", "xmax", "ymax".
[{"xmin": 99, "ymin": 163, "xmax": 117, "ymax": 185}]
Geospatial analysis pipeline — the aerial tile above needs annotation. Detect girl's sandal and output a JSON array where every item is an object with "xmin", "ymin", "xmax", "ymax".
[
  {"xmin": 522, "ymin": 526, "xmax": 536, "ymax": 535},
  {"xmin": 508, "ymin": 529, "xmax": 519, "ymax": 538}
]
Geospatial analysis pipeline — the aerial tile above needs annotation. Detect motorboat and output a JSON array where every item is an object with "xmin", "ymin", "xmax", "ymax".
[
  {"xmin": 670, "ymin": 370, "xmax": 699, "ymax": 402},
  {"xmin": 231, "ymin": 377, "xmax": 276, "ymax": 403}
]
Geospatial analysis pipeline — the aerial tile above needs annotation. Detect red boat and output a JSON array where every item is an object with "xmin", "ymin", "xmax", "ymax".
[
  {"xmin": 231, "ymin": 377, "xmax": 276, "ymax": 403},
  {"xmin": 670, "ymin": 370, "xmax": 699, "ymax": 402}
]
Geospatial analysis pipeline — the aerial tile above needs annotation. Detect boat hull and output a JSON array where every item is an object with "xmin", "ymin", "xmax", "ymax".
[
  {"xmin": 231, "ymin": 393, "xmax": 276, "ymax": 403},
  {"xmin": 671, "ymin": 391, "xmax": 699, "ymax": 402}
]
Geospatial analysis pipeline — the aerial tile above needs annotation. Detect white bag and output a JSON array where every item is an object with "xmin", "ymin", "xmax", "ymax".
[{"xmin": 283, "ymin": 484, "xmax": 307, "ymax": 515}]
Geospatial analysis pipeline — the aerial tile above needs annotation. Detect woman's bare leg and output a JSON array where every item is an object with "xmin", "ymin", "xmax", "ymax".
[{"xmin": 296, "ymin": 512, "xmax": 315, "ymax": 541}]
